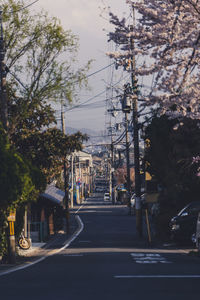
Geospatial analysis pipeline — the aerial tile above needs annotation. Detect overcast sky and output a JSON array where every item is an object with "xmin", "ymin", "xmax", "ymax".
[{"xmin": 32, "ymin": 0, "xmax": 130, "ymax": 132}]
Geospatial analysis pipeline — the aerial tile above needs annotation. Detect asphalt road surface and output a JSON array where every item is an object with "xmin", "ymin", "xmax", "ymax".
[{"xmin": 0, "ymin": 194, "xmax": 200, "ymax": 300}]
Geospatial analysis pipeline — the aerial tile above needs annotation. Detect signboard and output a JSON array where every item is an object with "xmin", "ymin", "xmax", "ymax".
[
  {"xmin": 145, "ymin": 193, "xmax": 159, "ymax": 203},
  {"xmin": 7, "ymin": 210, "xmax": 16, "ymax": 222},
  {"xmin": 145, "ymin": 171, "xmax": 152, "ymax": 181}
]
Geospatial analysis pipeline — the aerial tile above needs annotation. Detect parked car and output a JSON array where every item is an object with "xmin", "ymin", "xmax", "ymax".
[
  {"xmin": 195, "ymin": 212, "xmax": 200, "ymax": 251},
  {"xmin": 104, "ymin": 193, "xmax": 110, "ymax": 201},
  {"xmin": 169, "ymin": 201, "xmax": 200, "ymax": 243}
]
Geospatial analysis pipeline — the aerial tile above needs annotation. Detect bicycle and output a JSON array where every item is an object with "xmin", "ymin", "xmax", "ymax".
[{"xmin": 18, "ymin": 229, "xmax": 31, "ymax": 250}]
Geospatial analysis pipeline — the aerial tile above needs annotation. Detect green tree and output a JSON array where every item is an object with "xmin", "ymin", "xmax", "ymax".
[
  {"xmin": 14, "ymin": 127, "xmax": 88, "ymax": 181},
  {"xmin": 1, "ymin": 0, "xmax": 90, "ymax": 181},
  {"xmin": 3, "ymin": 0, "xmax": 91, "ymax": 102},
  {"xmin": 146, "ymin": 116, "xmax": 200, "ymax": 207},
  {"xmin": 0, "ymin": 2, "xmax": 90, "ymax": 257},
  {"xmin": 0, "ymin": 124, "xmax": 45, "ymax": 256},
  {"xmin": 145, "ymin": 116, "xmax": 200, "ymax": 238}
]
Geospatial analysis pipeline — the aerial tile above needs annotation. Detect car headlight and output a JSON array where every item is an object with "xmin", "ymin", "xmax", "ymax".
[{"xmin": 172, "ymin": 224, "xmax": 180, "ymax": 230}]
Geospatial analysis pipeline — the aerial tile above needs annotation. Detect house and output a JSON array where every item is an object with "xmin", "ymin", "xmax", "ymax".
[
  {"xmin": 26, "ymin": 184, "xmax": 65, "ymax": 243},
  {"xmin": 70, "ymin": 150, "xmax": 93, "ymax": 204}
]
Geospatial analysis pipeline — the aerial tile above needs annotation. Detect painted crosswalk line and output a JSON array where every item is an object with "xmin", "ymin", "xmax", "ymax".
[{"xmin": 131, "ymin": 253, "xmax": 172, "ymax": 264}]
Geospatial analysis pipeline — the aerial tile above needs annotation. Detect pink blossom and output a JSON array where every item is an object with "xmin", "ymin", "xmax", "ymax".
[{"xmin": 107, "ymin": 0, "xmax": 200, "ymax": 121}]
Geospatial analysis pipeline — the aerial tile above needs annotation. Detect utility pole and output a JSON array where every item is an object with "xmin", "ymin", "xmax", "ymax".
[
  {"xmin": 111, "ymin": 141, "xmax": 115, "ymax": 204},
  {"xmin": 61, "ymin": 103, "xmax": 70, "ymax": 234},
  {"xmin": 125, "ymin": 112, "xmax": 131, "ymax": 211},
  {"xmin": 130, "ymin": 9, "xmax": 142, "ymax": 235},
  {"xmin": 0, "ymin": 8, "xmax": 8, "ymax": 131},
  {"xmin": 70, "ymin": 153, "xmax": 74, "ymax": 208},
  {"xmin": 122, "ymin": 85, "xmax": 132, "ymax": 211},
  {"xmin": 108, "ymin": 126, "xmax": 115, "ymax": 204}
]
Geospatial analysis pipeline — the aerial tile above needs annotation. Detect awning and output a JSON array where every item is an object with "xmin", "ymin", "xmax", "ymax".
[{"xmin": 40, "ymin": 185, "xmax": 65, "ymax": 206}]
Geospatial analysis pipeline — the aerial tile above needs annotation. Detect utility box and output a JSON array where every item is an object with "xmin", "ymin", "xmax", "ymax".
[{"xmin": 122, "ymin": 95, "xmax": 132, "ymax": 113}]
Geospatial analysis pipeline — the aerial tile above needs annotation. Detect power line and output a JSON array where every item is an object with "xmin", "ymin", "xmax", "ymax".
[
  {"xmin": 65, "ymin": 90, "xmax": 107, "ymax": 112},
  {"xmin": 86, "ymin": 62, "xmax": 114, "ymax": 79},
  {"xmin": 69, "ymin": 62, "xmax": 116, "ymax": 87},
  {"xmin": 10, "ymin": 0, "xmax": 39, "ymax": 13},
  {"xmin": 65, "ymin": 73, "xmax": 130, "ymax": 112},
  {"xmin": 113, "ymin": 130, "xmax": 126, "ymax": 145}
]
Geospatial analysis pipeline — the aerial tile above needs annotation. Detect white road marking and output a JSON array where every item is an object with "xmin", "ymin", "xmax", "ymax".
[
  {"xmin": 75, "ymin": 204, "xmax": 84, "ymax": 214},
  {"xmin": 115, "ymin": 275, "xmax": 200, "ymax": 279},
  {"xmin": 136, "ymin": 261, "xmax": 158, "ymax": 264},
  {"xmin": 131, "ymin": 253, "xmax": 160, "ymax": 257},
  {"xmin": 0, "ymin": 207, "xmax": 85, "ymax": 277},
  {"xmin": 131, "ymin": 253, "xmax": 171, "ymax": 264}
]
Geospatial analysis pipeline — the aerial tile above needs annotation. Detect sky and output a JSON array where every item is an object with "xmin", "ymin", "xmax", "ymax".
[{"xmin": 32, "ymin": 0, "xmax": 130, "ymax": 132}]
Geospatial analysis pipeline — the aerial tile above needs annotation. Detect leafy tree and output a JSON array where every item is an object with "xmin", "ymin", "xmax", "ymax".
[
  {"xmin": 3, "ymin": 0, "xmax": 91, "ymax": 102},
  {"xmin": 0, "ymin": 0, "xmax": 90, "ymax": 181},
  {"xmin": 0, "ymin": 129, "xmax": 32, "ymax": 210},
  {"xmin": 145, "ymin": 115, "xmax": 200, "ymax": 238},
  {"xmin": 13, "ymin": 127, "xmax": 88, "ymax": 181},
  {"xmin": 0, "ymin": 124, "xmax": 45, "ymax": 256},
  {"xmin": 145, "ymin": 115, "xmax": 200, "ymax": 208},
  {"xmin": 0, "ymin": 2, "xmax": 90, "ymax": 257}
]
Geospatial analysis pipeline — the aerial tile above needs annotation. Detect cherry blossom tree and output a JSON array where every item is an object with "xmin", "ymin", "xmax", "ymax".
[{"xmin": 107, "ymin": 0, "xmax": 200, "ymax": 120}]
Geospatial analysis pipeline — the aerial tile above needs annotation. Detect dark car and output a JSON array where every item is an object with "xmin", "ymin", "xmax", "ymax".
[
  {"xmin": 195, "ymin": 212, "xmax": 200, "ymax": 251},
  {"xmin": 169, "ymin": 201, "xmax": 200, "ymax": 243}
]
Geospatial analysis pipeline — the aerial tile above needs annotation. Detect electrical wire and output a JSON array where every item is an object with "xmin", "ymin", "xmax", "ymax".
[
  {"xmin": 64, "ymin": 73, "xmax": 130, "ymax": 112},
  {"xmin": 10, "ymin": 0, "xmax": 39, "ymax": 13},
  {"xmin": 55, "ymin": 95, "xmax": 120, "ymax": 114},
  {"xmin": 86, "ymin": 62, "xmax": 114, "ymax": 79},
  {"xmin": 65, "ymin": 90, "xmax": 106, "ymax": 112},
  {"xmin": 70, "ymin": 63, "xmax": 116, "ymax": 86},
  {"xmin": 113, "ymin": 129, "xmax": 126, "ymax": 145}
]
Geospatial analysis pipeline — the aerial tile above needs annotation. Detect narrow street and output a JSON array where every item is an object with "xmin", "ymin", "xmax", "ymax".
[{"xmin": 0, "ymin": 194, "xmax": 200, "ymax": 300}]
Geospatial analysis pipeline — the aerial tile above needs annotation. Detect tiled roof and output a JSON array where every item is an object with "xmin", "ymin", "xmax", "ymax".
[{"xmin": 40, "ymin": 185, "xmax": 64, "ymax": 205}]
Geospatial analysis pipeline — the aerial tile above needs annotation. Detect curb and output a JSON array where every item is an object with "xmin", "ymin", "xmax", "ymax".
[{"xmin": 0, "ymin": 214, "xmax": 84, "ymax": 277}]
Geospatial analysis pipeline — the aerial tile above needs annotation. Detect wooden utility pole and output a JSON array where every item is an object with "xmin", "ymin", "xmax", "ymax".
[
  {"xmin": 111, "ymin": 141, "xmax": 115, "ymax": 204},
  {"xmin": 130, "ymin": 9, "xmax": 142, "ymax": 236},
  {"xmin": 125, "ymin": 112, "xmax": 131, "ymax": 211},
  {"xmin": 109, "ymin": 126, "xmax": 115, "ymax": 204},
  {"xmin": 0, "ymin": 8, "xmax": 8, "ymax": 130},
  {"xmin": 61, "ymin": 103, "xmax": 70, "ymax": 234},
  {"xmin": 71, "ymin": 153, "xmax": 74, "ymax": 208},
  {"xmin": 7, "ymin": 211, "xmax": 16, "ymax": 264}
]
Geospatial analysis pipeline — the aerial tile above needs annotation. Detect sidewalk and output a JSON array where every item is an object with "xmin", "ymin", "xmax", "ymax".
[{"xmin": 0, "ymin": 212, "xmax": 80, "ymax": 275}]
